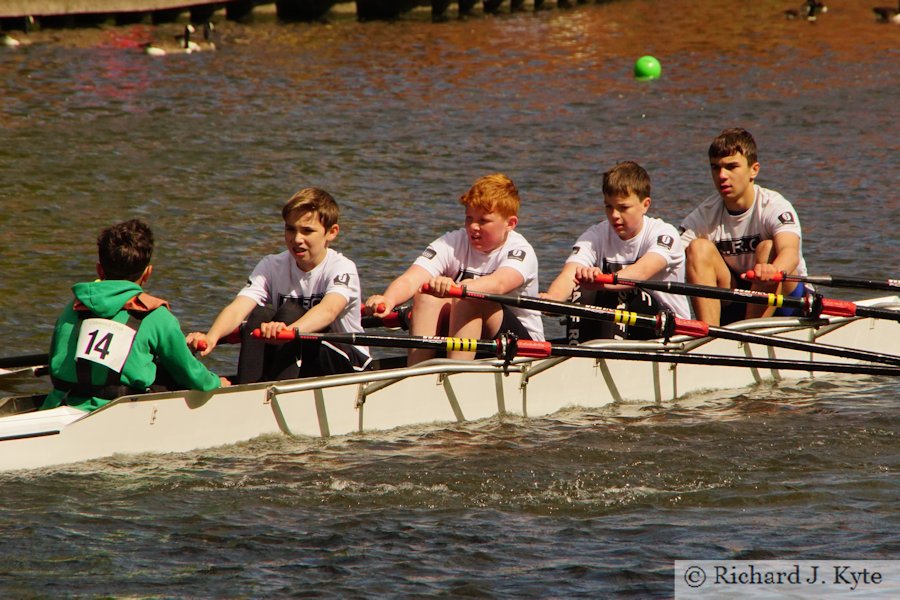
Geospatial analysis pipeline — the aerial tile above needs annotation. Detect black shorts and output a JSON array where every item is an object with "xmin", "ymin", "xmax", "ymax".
[
  {"xmin": 565, "ymin": 285, "xmax": 659, "ymax": 343},
  {"xmin": 721, "ymin": 278, "xmax": 808, "ymax": 325},
  {"xmin": 236, "ymin": 304, "xmax": 371, "ymax": 384}
]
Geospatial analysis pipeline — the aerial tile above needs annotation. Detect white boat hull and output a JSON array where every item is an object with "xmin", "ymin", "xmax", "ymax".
[{"xmin": 2, "ymin": 298, "xmax": 898, "ymax": 472}]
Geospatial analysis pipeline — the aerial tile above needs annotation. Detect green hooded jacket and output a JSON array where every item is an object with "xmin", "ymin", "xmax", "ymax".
[{"xmin": 43, "ymin": 280, "xmax": 221, "ymax": 412}]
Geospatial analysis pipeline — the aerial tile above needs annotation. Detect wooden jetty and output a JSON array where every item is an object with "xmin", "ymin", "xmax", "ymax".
[{"xmin": 0, "ymin": 0, "xmax": 577, "ymax": 26}]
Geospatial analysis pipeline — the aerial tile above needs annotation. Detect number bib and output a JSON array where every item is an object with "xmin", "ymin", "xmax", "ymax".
[{"xmin": 75, "ymin": 318, "xmax": 137, "ymax": 374}]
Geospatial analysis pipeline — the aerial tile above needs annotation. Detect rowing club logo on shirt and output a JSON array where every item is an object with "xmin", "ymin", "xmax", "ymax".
[
  {"xmin": 421, "ymin": 247, "xmax": 437, "ymax": 260},
  {"xmin": 507, "ymin": 249, "xmax": 527, "ymax": 262},
  {"xmin": 570, "ymin": 246, "xmax": 581, "ymax": 255},
  {"xmin": 656, "ymin": 235, "xmax": 674, "ymax": 250},
  {"xmin": 333, "ymin": 273, "xmax": 351, "ymax": 287},
  {"xmin": 778, "ymin": 212, "xmax": 796, "ymax": 225}
]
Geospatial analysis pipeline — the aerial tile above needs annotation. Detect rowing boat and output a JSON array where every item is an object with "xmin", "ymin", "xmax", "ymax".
[{"xmin": 1, "ymin": 295, "xmax": 898, "ymax": 472}]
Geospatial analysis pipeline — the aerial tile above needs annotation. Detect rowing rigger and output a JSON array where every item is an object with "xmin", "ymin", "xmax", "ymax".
[
  {"xmin": 254, "ymin": 329, "xmax": 900, "ymax": 378},
  {"xmin": 592, "ymin": 273, "xmax": 900, "ymax": 323},
  {"xmin": 419, "ymin": 284, "xmax": 900, "ymax": 367},
  {"xmin": 742, "ymin": 270, "xmax": 900, "ymax": 292}
]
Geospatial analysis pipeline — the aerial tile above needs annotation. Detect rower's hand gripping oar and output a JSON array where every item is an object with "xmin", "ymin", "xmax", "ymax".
[
  {"xmin": 193, "ymin": 306, "xmax": 410, "ymax": 352},
  {"xmin": 430, "ymin": 283, "xmax": 900, "ymax": 367},
  {"xmin": 251, "ymin": 329, "xmax": 900, "ymax": 378},
  {"xmin": 742, "ymin": 270, "xmax": 900, "ymax": 293},
  {"xmin": 593, "ymin": 273, "xmax": 900, "ymax": 323}
]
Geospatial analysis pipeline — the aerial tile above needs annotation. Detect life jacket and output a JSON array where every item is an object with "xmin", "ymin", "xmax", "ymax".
[{"xmin": 51, "ymin": 293, "xmax": 169, "ymax": 402}]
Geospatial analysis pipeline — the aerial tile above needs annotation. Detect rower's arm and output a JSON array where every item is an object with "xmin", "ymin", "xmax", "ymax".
[
  {"xmin": 205, "ymin": 296, "xmax": 258, "ymax": 347},
  {"xmin": 463, "ymin": 266, "xmax": 525, "ymax": 295},
  {"xmin": 287, "ymin": 293, "xmax": 348, "ymax": 334},
  {"xmin": 616, "ymin": 252, "xmax": 668, "ymax": 281},
  {"xmin": 769, "ymin": 231, "xmax": 801, "ymax": 276},
  {"xmin": 367, "ymin": 264, "xmax": 431, "ymax": 316},
  {"xmin": 543, "ymin": 263, "xmax": 579, "ymax": 301}
]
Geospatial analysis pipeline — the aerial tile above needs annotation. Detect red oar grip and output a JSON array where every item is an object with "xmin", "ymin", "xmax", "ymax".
[
  {"xmin": 742, "ymin": 270, "xmax": 786, "ymax": 282},
  {"xmin": 593, "ymin": 273, "xmax": 616, "ymax": 285},
  {"xmin": 820, "ymin": 298, "xmax": 858, "ymax": 318},
  {"xmin": 251, "ymin": 328, "xmax": 298, "ymax": 340},
  {"xmin": 421, "ymin": 283, "xmax": 466, "ymax": 298},
  {"xmin": 673, "ymin": 317, "xmax": 710, "ymax": 338},
  {"xmin": 513, "ymin": 340, "xmax": 553, "ymax": 358},
  {"xmin": 197, "ymin": 340, "xmax": 208, "ymax": 351}
]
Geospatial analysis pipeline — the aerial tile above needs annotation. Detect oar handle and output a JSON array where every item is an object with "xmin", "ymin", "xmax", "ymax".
[
  {"xmin": 741, "ymin": 270, "xmax": 788, "ymax": 283},
  {"xmin": 251, "ymin": 328, "xmax": 298, "ymax": 341},
  {"xmin": 421, "ymin": 282, "xmax": 466, "ymax": 297}
]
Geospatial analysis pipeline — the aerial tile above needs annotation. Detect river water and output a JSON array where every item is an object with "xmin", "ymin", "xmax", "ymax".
[{"xmin": 1, "ymin": 1, "xmax": 898, "ymax": 596}]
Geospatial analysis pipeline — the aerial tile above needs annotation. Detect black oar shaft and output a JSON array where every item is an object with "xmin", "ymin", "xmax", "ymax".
[
  {"xmin": 439, "ymin": 285, "xmax": 900, "ymax": 366},
  {"xmin": 597, "ymin": 274, "xmax": 900, "ymax": 323},
  {"xmin": 745, "ymin": 271, "xmax": 900, "ymax": 292},
  {"xmin": 262, "ymin": 330, "xmax": 900, "ymax": 378},
  {"xmin": 0, "ymin": 353, "xmax": 48, "ymax": 371}
]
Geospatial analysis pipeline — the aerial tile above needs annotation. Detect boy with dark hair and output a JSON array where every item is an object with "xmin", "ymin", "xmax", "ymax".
[
  {"xmin": 188, "ymin": 188, "xmax": 371, "ymax": 383},
  {"xmin": 680, "ymin": 128, "xmax": 807, "ymax": 325},
  {"xmin": 43, "ymin": 219, "xmax": 229, "ymax": 412},
  {"xmin": 543, "ymin": 161, "xmax": 689, "ymax": 341}
]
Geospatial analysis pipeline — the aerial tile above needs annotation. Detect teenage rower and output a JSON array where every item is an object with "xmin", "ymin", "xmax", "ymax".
[{"xmin": 679, "ymin": 128, "xmax": 808, "ymax": 326}]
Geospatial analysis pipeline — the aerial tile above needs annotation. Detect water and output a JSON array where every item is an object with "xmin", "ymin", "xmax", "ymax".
[{"xmin": 1, "ymin": 1, "xmax": 898, "ymax": 596}]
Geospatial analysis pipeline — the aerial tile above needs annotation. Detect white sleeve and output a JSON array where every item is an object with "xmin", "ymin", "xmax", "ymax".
[
  {"xmin": 679, "ymin": 209, "xmax": 701, "ymax": 246},
  {"xmin": 323, "ymin": 260, "xmax": 359, "ymax": 303},
  {"xmin": 412, "ymin": 232, "xmax": 456, "ymax": 278},
  {"xmin": 645, "ymin": 223, "xmax": 685, "ymax": 267},
  {"xmin": 236, "ymin": 256, "xmax": 273, "ymax": 306},
  {"xmin": 497, "ymin": 243, "xmax": 538, "ymax": 282},
  {"xmin": 565, "ymin": 229, "xmax": 600, "ymax": 268},
  {"xmin": 765, "ymin": 197, "xmax": 802, "ymax": 238}
]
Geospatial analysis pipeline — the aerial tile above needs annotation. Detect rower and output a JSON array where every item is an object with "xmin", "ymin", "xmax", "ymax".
[
  {"xmin": 187, "ymin": 188, "xmax": 372, "ymax": 383},
  {"xmin": 43, "ymin": 219, "xmax": 229, "ymax": 413},
  {"xmin": 365, "ymin": 174, "xmax": 544, "ymax": 365},
  {"xmin": 679, "ymin": 128, "xmax": 808, "ymax": 326},
  {"xmin": 542, "ymin": 161, "xmax": 691, "ymax": 342}
]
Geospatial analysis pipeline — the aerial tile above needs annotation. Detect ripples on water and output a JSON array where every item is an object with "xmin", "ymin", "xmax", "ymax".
[{"xmin": 1, "ymin": 0, "xmax": 898, "ymax": 595}]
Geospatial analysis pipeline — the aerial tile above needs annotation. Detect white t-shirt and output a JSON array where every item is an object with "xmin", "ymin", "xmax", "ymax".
[
  {"xmin": 238, "ymin": 248, "xmax": 369, "ymax": 356},
  {"xmin": 565, "ymin": 216, "xmax": 692, "ymax": 318},
  {"xmin": 413, "ymin": 229, "xmax": 545, "ymax": 341},
  {"xmin": 680, "ymin": 185, "xmax": 807, "ymax": 277}
]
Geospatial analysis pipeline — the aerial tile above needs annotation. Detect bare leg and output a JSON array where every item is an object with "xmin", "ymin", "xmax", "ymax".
[
  {"xmin": 408, "ymin": 293, "xmax": 451, "ymax": 365},
  {"xmin": 685, "ymin": 239, "xmax": 733, "ymax": 326},
  {"xmin": 446, "ymin": 299, "xmax": 504, "ymax": 360}
]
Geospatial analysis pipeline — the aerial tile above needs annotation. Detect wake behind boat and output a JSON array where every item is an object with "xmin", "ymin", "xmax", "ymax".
[{"xmin": 1, "ymin": 296, "xmax": 898, "ymax": 473}]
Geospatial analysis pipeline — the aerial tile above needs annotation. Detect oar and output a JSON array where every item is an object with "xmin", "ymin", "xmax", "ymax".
[
  {"xmin": 251, "ymin": 329, "xmax": 900, "ymax": 378},
  {"xmin": 742, "ymin": 270, "xmax": 900, "ymax": 292},
  {"xmin": 422, "ymin": 284, "xmax": 900, "ymax": 367},
  {"xmin": 194, "ymin": 306, "xmax": 409, "ymax": 351},
  {"xmin": 0, "ymin": 353, "xmax": 48, "ymax": 372},
  {"xmin": 591, "ymin": 273, "xmax": 900, "ymax": 323},
  {"xmin": 1, "ymin": 307, "xmax": 410, "ymax": 374}
]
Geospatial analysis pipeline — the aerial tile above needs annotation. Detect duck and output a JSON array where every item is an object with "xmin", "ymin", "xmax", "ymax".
[
  {"xmin": 784, "ymin": 0, "xmax": 827, "ymax": 21},
  {"xmin": 195, "ymin": 21, "xmax": 216, "ymax": 51},
  {"xmin": 872, "ymin": 1, "xmax": 900, "ymax": 23},
  {"xmin": 143, "ymin": 24, "xmax": 205, "ymax": 56},
  {"xmin": 1, "ymin": 32, "xmax": 22, "ymax": 47}
]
